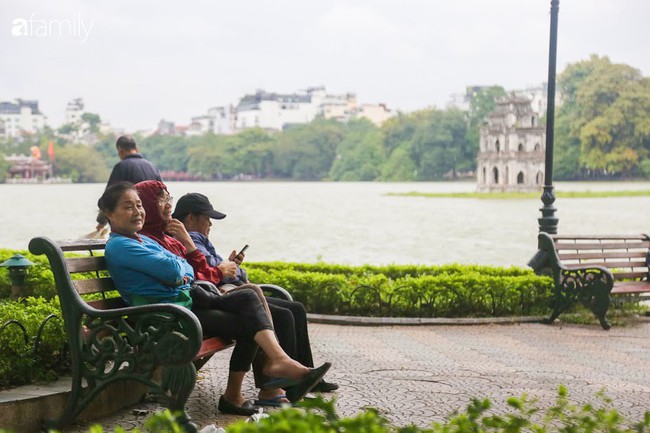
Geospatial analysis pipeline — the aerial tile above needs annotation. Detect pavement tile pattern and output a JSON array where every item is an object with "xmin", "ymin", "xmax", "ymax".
[{"xmin": 63, "ymin": 321, "xmax": 650, "ymax": 432}]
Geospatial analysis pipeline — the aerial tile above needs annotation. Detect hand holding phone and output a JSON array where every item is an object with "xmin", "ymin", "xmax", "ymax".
[{"xmin": 232, "ymin": 244, "xmax": 248, "ymax": 264}]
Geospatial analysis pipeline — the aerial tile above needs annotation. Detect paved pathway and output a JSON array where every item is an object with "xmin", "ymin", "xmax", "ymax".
[{"xmin": 64, "ymin": 321, "xmax": 650, "ymax": 432}]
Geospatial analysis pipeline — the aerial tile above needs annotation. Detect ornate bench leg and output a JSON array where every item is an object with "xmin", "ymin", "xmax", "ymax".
[
  {"xmin": 545, "ymin": 285, "xmax": 574, "ymax": 325},
  {"xmin": 42, "ymin": 375, "xmax": 85, "ymax": 430},
  {"xmin": 162, "ymin": 363, "xmax": 198, "ymax": 433},
  {"xmin": 588, "ymin": 291, "xmax": 612, "ymax": 330}
]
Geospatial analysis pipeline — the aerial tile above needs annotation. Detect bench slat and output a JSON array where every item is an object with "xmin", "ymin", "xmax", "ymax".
[
  {"xmin": 196, "ymin": 337, "xmax": 233, "ymax": 359},
  {"xmin": 58, "ymin": 239, "xmax": 107, "ymax": 251},
  {"xmin": 611, "ymin": 281, "xmax": 650, "ymax": 294},
  {"xmin": 554, "ymin": 241, "xmax": 650, "ymax": 250},
  {"xmin": 552, "ymin": 234, "xmax": 649, "ymax": 240},
  {"xmin": 613, "ymin": 272, "xmax": 649, "ymax": 281},
  {"xmin": 87, "ymin": 297, "xmax": 127, "ymax": 309},
  {"xmin": 564, "ymin": 260, "xmax": 647, "ymax": 270},
  {"xmin": 66, "ymin": 256, "xmax": 107, "ymax": 273},
  {"xmin": 558, "ymin": 251, "xmax": 647, "ymax": 260},
  {"xmin": 73, "ymin": 277, "xmax": 115, "ymax": 295}
]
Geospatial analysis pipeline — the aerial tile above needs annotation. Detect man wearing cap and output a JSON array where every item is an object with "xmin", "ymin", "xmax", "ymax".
[
  {"xmin": 173, "ymin": 193, "xmax": 339, "ymax": 398},
  {"xmin": 172, "ymin": 193, "xmax": 246, "ymax": 286}
]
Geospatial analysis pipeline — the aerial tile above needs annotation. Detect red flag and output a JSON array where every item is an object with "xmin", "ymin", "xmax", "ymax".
[{"xmin": 47, "ymin": 141, "xmax": 55, "ymax": 161}]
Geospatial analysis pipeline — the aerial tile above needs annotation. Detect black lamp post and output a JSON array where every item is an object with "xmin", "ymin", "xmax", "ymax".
[
  {"xmin": 0, "ymin": 254, "xmax": 35, "ymax": 299},
  {"xmin": 538, "ymin": 0, "xmax": 560, "ymax": 234}
]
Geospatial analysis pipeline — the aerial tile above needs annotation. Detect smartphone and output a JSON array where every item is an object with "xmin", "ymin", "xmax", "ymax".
[{"xmin": 238, "ymin": 244, "xmax": 249, "ymax": 256}]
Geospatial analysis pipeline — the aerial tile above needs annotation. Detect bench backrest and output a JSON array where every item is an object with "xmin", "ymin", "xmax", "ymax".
[
  {"xmin": 57, "ymin": 239, "xmax": 125, "ymax": 310},
  {"xmin": 551, "ymin": 234, "xmax": 650, "ymax": 281}
]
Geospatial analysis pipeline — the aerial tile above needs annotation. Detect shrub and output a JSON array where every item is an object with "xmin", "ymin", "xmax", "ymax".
[
  {"xmin": 248, "ymin": 263, "xmax": 553, "ymax": 317},
  {"xmin": 0, "ymin": 297, "xmax": 68, "ymax": 388}
]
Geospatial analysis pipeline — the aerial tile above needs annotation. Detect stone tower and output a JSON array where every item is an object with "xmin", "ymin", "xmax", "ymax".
[{"xmin": 477, "ymin": 94, "xmax": 545, "ymax": 192}]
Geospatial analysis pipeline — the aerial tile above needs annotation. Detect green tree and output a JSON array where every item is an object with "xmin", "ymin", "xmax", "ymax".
[
  {"xmin": 410, "ymin": 108, "xmax": 469, "ymax": 180},
  {"xmin": 556, "ymin": 55, "xmax": 650, "ymax": 178},
  {"xmin": 466, "ymin": 86, "xmax": 507, "ymax": 164},
  {"xmin": 81, "ymin": 113, "xmax": 101, "ymax": 133},
  {"xmin": 274, "ymin": 119, "xmax": 344, "ymax": 180},
  {"xmin": 0, "ymin": 156, "xmax": 11, "ymax": 181},
  {"xmin": 329, "ymin": 119, "xmax": 384, "ymax": 181},
  {"xmin": 53, "ymin": 144, "xmax": 110, "ymax": 182}
]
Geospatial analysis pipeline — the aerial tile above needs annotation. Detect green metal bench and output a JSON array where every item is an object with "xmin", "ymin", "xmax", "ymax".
[
  {"xmin": 532, "ymin": 232, "xmax": 650, "ymax": 330},
  {"xmin": 28, "ymin": 236, "xmax": 291, "ymax": 432}
]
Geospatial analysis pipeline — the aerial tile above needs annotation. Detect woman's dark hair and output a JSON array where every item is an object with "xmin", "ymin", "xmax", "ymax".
[{"xmin": 97, "ymin": 182, "xmax": 135, "ymax": 220}]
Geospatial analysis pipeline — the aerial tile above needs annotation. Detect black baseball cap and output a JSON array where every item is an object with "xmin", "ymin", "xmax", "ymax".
[{"xmin": 172, "ymin": 193, "xmax": 226, "ymax": 220}]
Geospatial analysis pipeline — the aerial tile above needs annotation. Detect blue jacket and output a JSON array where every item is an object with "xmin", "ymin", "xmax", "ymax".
[
  {"xmin": 105, "ymin": 232, "xmax": 194, "ymax": 306},
  {"xmin": 189, "ymin": 231, "xmax": 248, "ymax": 284}
]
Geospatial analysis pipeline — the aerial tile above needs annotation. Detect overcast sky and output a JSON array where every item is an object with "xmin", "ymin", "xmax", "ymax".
[{"xmin": 1, "ymin": 0, "xmax": 648, "ymax": 132}]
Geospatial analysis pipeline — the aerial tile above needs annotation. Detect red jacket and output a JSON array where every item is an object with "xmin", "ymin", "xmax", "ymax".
[{"xmin": 134, "ymin": 180, "xmax": 224, "ymax": 284}]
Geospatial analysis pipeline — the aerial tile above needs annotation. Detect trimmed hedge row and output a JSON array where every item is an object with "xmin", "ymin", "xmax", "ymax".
[{"xmin": 246, "ymin": 263, "xmax": 553, "ymax": 317}]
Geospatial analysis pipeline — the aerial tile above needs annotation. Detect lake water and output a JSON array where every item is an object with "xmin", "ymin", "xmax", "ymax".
[{"xmin": 1, "ymin": 181, "xmax": 649, "ymax": 267}]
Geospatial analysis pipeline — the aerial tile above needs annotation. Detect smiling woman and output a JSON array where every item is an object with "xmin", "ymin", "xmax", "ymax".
[{"xmin": 99, "ymin": 182, "xmax": 145, "ymax": 235}]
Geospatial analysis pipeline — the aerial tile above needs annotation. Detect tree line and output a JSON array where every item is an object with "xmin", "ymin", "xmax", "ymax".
[{"xmin": 1, "ymin": 55, "xmax": 648, "ymax": 183}]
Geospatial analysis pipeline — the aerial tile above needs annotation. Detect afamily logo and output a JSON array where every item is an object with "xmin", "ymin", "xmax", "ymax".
[{"xmin": 11, "ymin": 13, "xmax": 94, "ymax": 43}]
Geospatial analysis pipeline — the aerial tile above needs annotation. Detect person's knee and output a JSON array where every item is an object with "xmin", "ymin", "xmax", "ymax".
[
  {"xmin": 271, "ymin": 306, "xmax": 295, "ymax": 328},
  {"xmin": 238, "ymin": 288, "xmax": 262, "ymax": 303}
]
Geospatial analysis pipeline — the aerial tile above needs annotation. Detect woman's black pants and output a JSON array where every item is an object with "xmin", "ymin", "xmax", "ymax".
[{"xmin": 192, "ymin": 288, "xmax": 273, "ymax": 372}]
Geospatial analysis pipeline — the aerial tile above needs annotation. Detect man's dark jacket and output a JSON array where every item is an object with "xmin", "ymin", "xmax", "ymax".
[{"xmin": 107, "ymin": 154, "xmax": 162, "ymax": 187}]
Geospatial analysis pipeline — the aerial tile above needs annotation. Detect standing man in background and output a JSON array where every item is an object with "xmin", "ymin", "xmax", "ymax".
[
  {"xmin": 91, "ymin": 135, "xmax": 162, "ymax": 235},
  {"xmin": 106, "ymin": 135, "xmax": 161, "ymax": 186}
]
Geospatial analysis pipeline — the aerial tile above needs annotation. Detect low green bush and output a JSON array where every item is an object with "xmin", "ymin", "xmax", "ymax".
[
  {"xmin": 0, "ymin": 297, "xmax": 68, "ymax": 388},
  {"xmin": 247, "ymin": 263, "xmax": 553, "ymax": 317}
]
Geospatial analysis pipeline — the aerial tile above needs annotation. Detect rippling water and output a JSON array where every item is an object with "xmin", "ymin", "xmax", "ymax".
[{"xmin": 2, "ymin": 181, "xmax": 649, "ymax": 266}]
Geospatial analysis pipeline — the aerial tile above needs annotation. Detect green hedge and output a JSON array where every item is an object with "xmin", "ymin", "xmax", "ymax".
[
  {"xmin": 246, "ymin": 263, "xmax": 553, "ymax": 317},
  {"xmin": 0, "ymin": 297, "xmax": 67, "ymax": 388}
]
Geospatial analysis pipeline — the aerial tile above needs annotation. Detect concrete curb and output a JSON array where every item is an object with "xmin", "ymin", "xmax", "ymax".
[{"xmin": 307, "ymin": 313, "xmax": 546, "ymax": 326}]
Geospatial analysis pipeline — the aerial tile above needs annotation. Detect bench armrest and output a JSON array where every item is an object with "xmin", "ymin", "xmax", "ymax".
[
  {"xmin": 259, "ymin": 284, "xmax": 293, "ymax": 301},
  {"xmin": 81, "ymin": 302, "xmax": 203, "ymax": 366}
]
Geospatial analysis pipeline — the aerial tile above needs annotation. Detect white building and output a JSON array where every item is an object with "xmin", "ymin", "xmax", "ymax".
[
  {"xmin": 187, "ymin": 105, "xmax": 237, "ymax": 136},
  {"xmin": 447, "ymin": 85, "xmax": 493, "ymax": 111},
  {"xmin": 236, "ymin": 89, "xmax": 318, "ymax": 131},
  {"xmin": 353, "ymin": 103, "xmax": 393, "ymax": 126},
  {"xmin": 65, "ymin": 98, "xmax": 84, "ymax": 125},
  {"xmin": 477, "ymin": 94, "xmax": 545, "ymax": 192},
  {"xmin": 448, "ymin": 83, "xmax": 553, "ymax": 117},
  {"xmin": 0, "ymin": 99, "xmax": 47, "ymax": 138},
  {"xmin": 234, "ymin": 87, "xmax": 393, "ymax": 130}
]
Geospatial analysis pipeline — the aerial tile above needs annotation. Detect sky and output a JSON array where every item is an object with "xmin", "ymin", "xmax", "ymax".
[{"xmin": 1, "ymin": 0, "xmax": 649, "ymax": 132}]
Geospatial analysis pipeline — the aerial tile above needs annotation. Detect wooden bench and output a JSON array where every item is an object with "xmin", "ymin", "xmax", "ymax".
[
  {"xmin": 533, "ymin": 232, "xmax": 650, "ymax": 330},
  {"xmin": 28, "ymin": 236, "xmax": 291, "ymax": 432}
]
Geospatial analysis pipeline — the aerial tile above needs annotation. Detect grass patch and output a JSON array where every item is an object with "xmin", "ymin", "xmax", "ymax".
[
  {"xmin": 387, "ymin": 190, "xmax": 650, "ymax": 199},
  {"xmin": 559, "ymin": 303, "xmax": 650, "ymax": 327}
]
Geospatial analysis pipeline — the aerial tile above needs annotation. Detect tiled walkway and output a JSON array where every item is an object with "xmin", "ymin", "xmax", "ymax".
[{"xmin": 61, "ymin": 320, "xmax": 650, "ymax": 432}]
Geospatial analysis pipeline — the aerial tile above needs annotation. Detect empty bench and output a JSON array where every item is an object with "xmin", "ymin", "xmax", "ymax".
[
  {"xmin": 28, "ymin": 236, "xmax": 291, "ymax": 432},
  {"xmin": 533, "ymin": 232, "xmax": 650, "ymax": 330}
]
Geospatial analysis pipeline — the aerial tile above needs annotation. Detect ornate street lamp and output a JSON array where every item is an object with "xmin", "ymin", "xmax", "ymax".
[
  {"xmin": 538, "ymin": 0, "xmax": 560, "ymax": 234},
  {"xmin": 529, "ymin": 0, "xmax": 560, "ymax": 271},
  {"xmin": 0, "ymin": 254, "xmax": 35, "ymax": 299}
]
